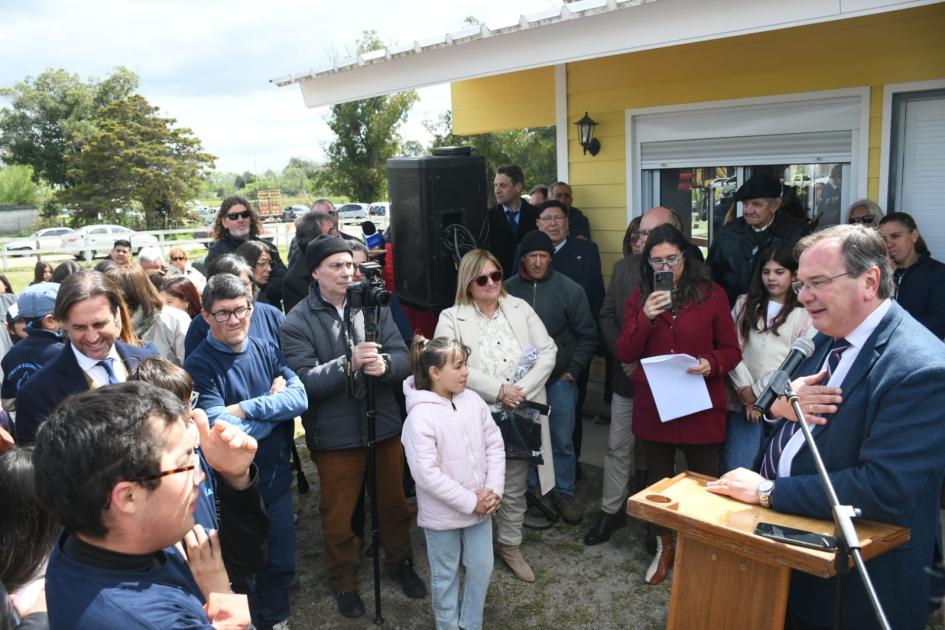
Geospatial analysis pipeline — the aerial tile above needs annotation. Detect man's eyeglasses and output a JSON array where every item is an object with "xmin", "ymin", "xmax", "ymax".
[
  {"xmin": 849, "ymin": 215, "xmax": 876, "ymax": 225},
  {"xmin": 255, "ymin": 259, "xmax": 273, "ymax": 269},
  {"xmin": 648, "ymin": 254, "xmax": 684, "ymax": 268},
  {"xmin": 538, "ymin": 215, "xmax": 566, "ymax": 223},
  {"xmin": 791, "ymin": 272, "xmax": 851, "ymax": 295},
  {"xmin": 208, "ymin": 305, "xmax": 253, "ymax": 322},
  {"xmin": 134, "ymin": 452, "xmax": 202, "ymax": 486},
  {"xmin": 474, "ymin": 270, "xmax": 503, "ymax": 287},
  {"xmin": 225, "ymin": 210, "xmax": 252, "ymax": 221},
  {"xmin": 171, "ymin": 256, "xmax": 187, "ymax": 262}
]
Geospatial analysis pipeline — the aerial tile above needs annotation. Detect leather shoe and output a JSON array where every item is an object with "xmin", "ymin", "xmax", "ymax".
[
  {"xmin": 644, "ymin": 533, "xmax": 675, "ymax": 585},
  {"xmin": 499, "ymin": 544, "xmax": 535, "ymax": 582},
  {"xmin": 583, "ymin": 510, "xmax": 626, "ymax": 546},
  {"xmin": 335, "ymin": 591, "xmax": 365, "ymax": 618},
  {"xmin": 552, "ymin": 493, "xmax": 584, "ymax": 525},
  {"xmin": 389, "ymin": 558, "xmax": 427, "ymax": 598}
]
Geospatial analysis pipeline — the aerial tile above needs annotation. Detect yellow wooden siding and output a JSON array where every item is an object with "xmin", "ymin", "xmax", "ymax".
[
  {"xmin": 452, "ymin": 5, "xmax": 945, "ymax": 271},
  {"xmin": 451, "ymin": 67, "xmax": 556, "ymax": 135}
]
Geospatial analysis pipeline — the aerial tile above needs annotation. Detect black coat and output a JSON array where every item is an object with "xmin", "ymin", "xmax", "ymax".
[
  {"xmin": 208, "ymin": 233, "xmax": 287, "ymax": 310},
  {"xmin": 707, "ymin": 212, "xmax": 809, "ymax": 305},
  {"xmin": 486, "ymin": 200, "xmax": 540, "ymax": 279}
]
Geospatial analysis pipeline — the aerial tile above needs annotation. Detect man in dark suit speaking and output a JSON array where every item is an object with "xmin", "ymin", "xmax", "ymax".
[
  {"xmin": 706, "ymin": 224, "xmax": 945, "ymax": 629},
  {"xmin": 14, "ymin": 271, "xmax": 156, "ymax": 443}
]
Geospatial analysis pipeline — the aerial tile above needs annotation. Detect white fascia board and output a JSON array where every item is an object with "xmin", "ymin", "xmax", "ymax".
[{"xmin": 277, "ymin": 0, "xmax": 942, "ymax": 107}]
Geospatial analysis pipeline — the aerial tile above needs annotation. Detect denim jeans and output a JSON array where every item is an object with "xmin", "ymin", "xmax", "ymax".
[
  {"xmin": 424, "ymin": 519, "xmax": 494, "ymax": 630},
  {"xmin": 721, "ymin": 409, "xmax": 766, "ymax": 474},
  {"xmin": 546, "ymin": 378, "xmax": 578, "ymax": 496}
]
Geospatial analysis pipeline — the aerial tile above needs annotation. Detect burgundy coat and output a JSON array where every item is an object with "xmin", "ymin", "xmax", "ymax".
[{"xmin": 616, "ymin": 282, "xmax": 740, "ymax": 444}]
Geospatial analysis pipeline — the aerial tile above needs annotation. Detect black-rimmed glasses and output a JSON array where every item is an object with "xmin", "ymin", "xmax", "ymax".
[{"xmin": 208, "ymin": 305, "xmax": 253, "ymax": 322}]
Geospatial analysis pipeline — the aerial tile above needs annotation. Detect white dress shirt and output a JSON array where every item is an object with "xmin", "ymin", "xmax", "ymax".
[
  {"xmin": 778, "ymin": 299, "xmax": 892, "ymax": 478},
  {"xmin": 71, "ymin": 343, "xmax": 127, "ymax": 387}
]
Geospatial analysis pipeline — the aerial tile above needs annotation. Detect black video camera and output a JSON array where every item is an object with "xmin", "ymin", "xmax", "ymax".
[{"xmin": 347, "ymin": 261, "xmax": 391, "ymax": 308}]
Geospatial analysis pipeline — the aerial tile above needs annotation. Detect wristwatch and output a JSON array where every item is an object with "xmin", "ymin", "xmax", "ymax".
[
  {"xmin": 380, "ymin": 353, "xmax": 392, "ymax": 376},
  {"xmin": 757, "ymin": 480, "xmax": 775, "ymax": 508}
]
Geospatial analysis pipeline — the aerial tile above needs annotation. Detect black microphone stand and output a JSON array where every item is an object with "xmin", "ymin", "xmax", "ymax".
[
  {"xmin": 362, "ymin": 303, "xmax": 384, "ymax": 625},
  {"xmin": 767, "ymin": 370, "xmax": 890, "ymax": 630}
]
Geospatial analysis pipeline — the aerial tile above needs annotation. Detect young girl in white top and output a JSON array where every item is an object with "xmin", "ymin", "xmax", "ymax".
[
  {"xmin": 402, "ymin": 336, "xmax": 505, "ymax": 630},
  {"xmin": 723, "ymin": 244, "xmax": 813, "ymax": 473}
]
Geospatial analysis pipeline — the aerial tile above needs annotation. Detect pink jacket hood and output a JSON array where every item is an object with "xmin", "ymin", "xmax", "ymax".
[{"xmin": 402, "ymin": 376, "xmax": 506, "ymax": 531}]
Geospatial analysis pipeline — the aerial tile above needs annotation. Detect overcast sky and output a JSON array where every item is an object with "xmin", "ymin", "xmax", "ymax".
[{"xmin": 0, "ymin": 0, "xmax": 557, "ymax": 173}]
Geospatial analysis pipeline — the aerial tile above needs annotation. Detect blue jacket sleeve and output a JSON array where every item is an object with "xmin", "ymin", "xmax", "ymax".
[
  {"xmin": 237, "ymin": 346, "xmax": 308, "ymax": 421},
  {"xmin": 188, "ymin": 356, "xmax": 275, "ymax": 441}
]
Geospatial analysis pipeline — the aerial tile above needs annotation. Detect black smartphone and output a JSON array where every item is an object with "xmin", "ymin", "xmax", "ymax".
[
  {"xmin": 653, "ymin": 270, "xmax": 673, "ymax": 293},
  {"xmin": 754, "ymin": 522, "xmax": 838, "ymax": 551}
]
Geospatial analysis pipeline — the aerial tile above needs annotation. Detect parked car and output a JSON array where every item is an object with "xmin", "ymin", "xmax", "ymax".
[
  {"xmin": 337, "ymin": 203, "xmax": 369, "ymax": 219},
  {"xmin": 369, "ymin": 202, "xmax": 389, "ymax": 217},
  {"xmin": 4, "ymin": 227, "xmax": 76, "ymax": 255},
  {"xmin": 61, "ymin": 224, "xmax": 160, "ymax": 261},
  {"xmin": 282, "ymin": 204, "xmax": 310, "ymax": 221}
]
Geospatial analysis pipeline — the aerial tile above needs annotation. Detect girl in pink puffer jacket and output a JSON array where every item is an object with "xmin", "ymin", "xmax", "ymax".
[{"xmin": 402, "ymin": 336, "xmax": 505, "ymax": 630}]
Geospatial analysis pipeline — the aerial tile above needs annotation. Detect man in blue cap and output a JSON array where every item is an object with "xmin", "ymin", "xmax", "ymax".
[{"xmin": 1, "ymin": 282, "xmax": 64, "ymax": 414}]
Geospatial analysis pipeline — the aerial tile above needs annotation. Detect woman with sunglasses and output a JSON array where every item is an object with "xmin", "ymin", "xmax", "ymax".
[
  {"xmin": 435, "ymin": 249, "xmax": 556, "ymax": 584},
  {"xmin": 878, "ymin": 212, "xmax": 945, "ymax": 338},
  {"xmin": 236, "ymin": 240, "xmax": 280, "ymax": 311},
  {"xmin": 208, "ymin": 196, "xmax": 287, "ymax": 308},
  {"xmin": 167, "ymin": 246, "xmax": 206, "ymax": 292},
  {"xmin": 616, "ymin": 224, "xmax": 741, "ymax": 586},
  {"xmin": 845, "ymin": 199, "xmax": 884, "ymax": 227}
]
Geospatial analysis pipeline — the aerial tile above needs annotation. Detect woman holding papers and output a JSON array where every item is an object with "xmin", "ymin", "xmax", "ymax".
[
  {"xmin": 616, "ymin": 224, "xmax": 740, "ymax": 586},
  {"xmin": 722, "ymin": 244, "xmax": 812, "ymax": 473}
]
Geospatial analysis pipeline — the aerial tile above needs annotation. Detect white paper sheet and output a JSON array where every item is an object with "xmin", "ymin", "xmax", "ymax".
[{"xmin": 640, "ymin": 353, "xmax": 713, "ymax": 422}]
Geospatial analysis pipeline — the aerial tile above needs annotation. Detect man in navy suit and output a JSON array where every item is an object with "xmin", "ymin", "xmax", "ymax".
[
  {"xmin": 14, "ymin": 271, "xmax": 156, "ymax": 443},
  {"xmin": 486, "ymin": 164, "xmax": 540, "ymax": 279},
  {"xmin": 707, "ymin": 224, "xmax": 945, "ymax": 629}
]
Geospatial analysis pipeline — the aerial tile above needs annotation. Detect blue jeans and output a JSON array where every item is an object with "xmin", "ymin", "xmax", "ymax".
[
  {"xmin": 424, "ymin": 519, "xmax": 494, "ymax": 630},
  {"xmin": 546, "ymin": 378, "xmax": 578, "ymax": 496},
  {"xmin": 253, "ymin": 487, "xmax": 296, "ymax": 629},
  {"xmin": 721, "ymin": 409, "xmax": 766, "ymax": 474}
]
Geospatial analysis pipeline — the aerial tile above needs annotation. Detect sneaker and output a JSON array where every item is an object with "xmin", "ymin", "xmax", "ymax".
[
  {"xmin": 389, "ymin": 558, "xmax": 427, "ymax": 598},
  {"xmin": 552, "ymin": 493, "xmax": 584, "ymax": 525},
  {"xmin": 335, "ymin": 591, "xmax": 365, "ymax": 618}
]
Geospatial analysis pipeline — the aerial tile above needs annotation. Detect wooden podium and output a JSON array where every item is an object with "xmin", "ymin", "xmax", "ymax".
[{"xmin": 628, "ymin": 472, "xmax": 909, "ymax": 630}]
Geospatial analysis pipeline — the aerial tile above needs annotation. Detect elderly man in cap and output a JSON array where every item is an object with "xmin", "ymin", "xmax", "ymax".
[
  {"xmin": 506, "ymin": 231, "xmax": 597, "ymax": 524},
  {"xmin": 1, "ymin": 282, "xmax": 64, "ymax": 414},
  {"xmin": 707, "ymin": 173, "xmax": 809, "ymax": 305},
  {"xmin": 280, "ymin": 235, "xmax": 424, "ymax": 619}
]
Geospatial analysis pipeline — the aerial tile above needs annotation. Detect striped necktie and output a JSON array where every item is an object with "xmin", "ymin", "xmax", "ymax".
[{"xmin": 759, "ymin": 338, "xmax": 850, "ymax": 480}]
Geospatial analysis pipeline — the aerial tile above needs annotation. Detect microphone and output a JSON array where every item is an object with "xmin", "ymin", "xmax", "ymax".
[
  {"xmin": 752, "ymin": 337, "xmax": 816, "ymax": 416},
  {"xmin": 360, "ymin": 220, "xmax": 384, "ymax": 250}
]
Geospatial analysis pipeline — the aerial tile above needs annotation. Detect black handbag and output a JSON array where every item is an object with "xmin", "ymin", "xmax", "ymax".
[{"xmin": 491, "ymin": 401, "xmax": 547, "ymax": 464}]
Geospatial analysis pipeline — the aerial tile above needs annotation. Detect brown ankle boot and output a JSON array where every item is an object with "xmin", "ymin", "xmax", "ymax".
[
  {"xmin": 644, "ymin": 533, "xmax": 675, "ymax": 585},
  {"xmin": 499, "ymin": 544, "xmax": 536, "ymax": 583}
]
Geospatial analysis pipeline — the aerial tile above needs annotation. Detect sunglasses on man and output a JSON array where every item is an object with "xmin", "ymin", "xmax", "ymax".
[{"xmin": 226, "ymin": 210, "xmax": 252, "ymax": 221}]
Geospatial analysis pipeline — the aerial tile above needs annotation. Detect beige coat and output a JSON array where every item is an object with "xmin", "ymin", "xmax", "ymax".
[{"xmin": 435, "ymin": 295, "xmax": 558, "ymax": 494}]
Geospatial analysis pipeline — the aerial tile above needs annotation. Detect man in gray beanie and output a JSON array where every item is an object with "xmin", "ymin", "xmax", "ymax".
[
  {"xmin": 280, "ymin": 233, "xmax": 425, "ymax": 619},
  {"xmin": 505, "ymin": 230, "xmax": 598, "ymax": 524}
]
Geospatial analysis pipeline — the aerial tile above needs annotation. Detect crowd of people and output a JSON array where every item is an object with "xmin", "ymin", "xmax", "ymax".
[{"xmin": 0, "ymin": 171, "xmax": 944, "ymax": 629}]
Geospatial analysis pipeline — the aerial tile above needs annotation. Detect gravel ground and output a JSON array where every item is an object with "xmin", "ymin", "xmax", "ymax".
[{"xmin": 285, "ymin": 441, "xmax": 670, "ymax": 629}]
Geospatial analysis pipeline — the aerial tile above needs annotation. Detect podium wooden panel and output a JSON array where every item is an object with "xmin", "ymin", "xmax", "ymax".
[{"xmin": 628, "ymin": 472, "xmax": 909, "ymax": 630}]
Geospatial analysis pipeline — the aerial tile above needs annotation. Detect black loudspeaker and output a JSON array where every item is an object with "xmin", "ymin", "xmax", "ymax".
[{"xmin": 388, "ymin": 153, "xmax": 487, "ymax": 309}]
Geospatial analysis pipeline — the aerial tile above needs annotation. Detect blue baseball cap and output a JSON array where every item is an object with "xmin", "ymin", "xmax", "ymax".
[{"xmin": 17, "ymin": 282, "xmax": 60, "ymax": 319}]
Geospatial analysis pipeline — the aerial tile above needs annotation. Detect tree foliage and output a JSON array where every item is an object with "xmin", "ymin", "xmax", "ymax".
[
  {"xmin": 425, "ymin": 111, "xmax": 557, "ymax": 203},
  {"xmin": 0, "ymin": 67, "xmax": 139, "ymax": 187},
  {"xmin": 0, "ymin": 165, "xmax": 40, "ymax": 206},
  {"xmin": 322, "ymin": 31, "xmax": 419, "ymax": 202},
  {"xmin": 57, "ymin": 95, "xmax": 215, "ymax": 228}
]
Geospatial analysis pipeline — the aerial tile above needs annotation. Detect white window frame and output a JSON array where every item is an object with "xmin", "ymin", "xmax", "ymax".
[
  {"xmin": 625, "ymin": 87, "xmax": 871, "ymax": 222},
  {"xmin": 879, "ymin": 78, "xmax": 945, "ymax": 209}
]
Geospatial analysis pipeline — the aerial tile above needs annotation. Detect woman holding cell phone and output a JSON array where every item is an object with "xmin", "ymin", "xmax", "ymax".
[{"xmin": 616, "ymin": 224, "xmax": 741, "ymax": 586}]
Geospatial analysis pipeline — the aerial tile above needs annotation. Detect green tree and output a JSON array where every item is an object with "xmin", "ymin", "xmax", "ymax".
[
  {"xmin": 322, "ymin": 31, "xmax": 419, "ymax": 201},
  {"xmin": 0, "ymin": 67, "xmax": 139, "ymax": 187},
  {"xmin": 57, "ymin": 95, "xmax": 215, "ymax": 228},
  {"xmin": 0, "ymin": 165, "xmax": 40, "ymax": 206},
  {"xmin": 425, "ymin": 111, "xmax": 557, "ymax": 203}
]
